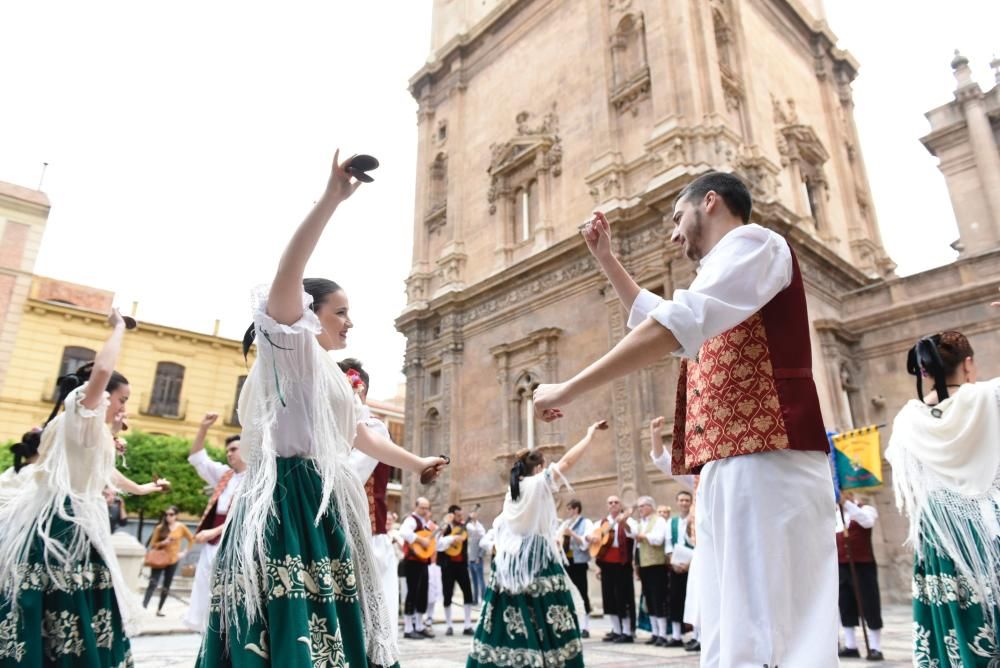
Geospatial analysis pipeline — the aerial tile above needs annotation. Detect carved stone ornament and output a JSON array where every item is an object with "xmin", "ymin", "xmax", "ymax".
[{"xmin": 487, "ymin": 107, "xmax": 562, "ymax": 214}]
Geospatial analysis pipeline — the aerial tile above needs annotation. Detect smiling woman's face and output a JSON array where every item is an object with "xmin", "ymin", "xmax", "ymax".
[{"xmin": 314, "ymin": 290, "xmax": 353, "ymax": 351}]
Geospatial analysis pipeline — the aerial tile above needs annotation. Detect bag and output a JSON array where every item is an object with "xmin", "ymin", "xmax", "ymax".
[
  {"xmin": 180, "ymin": 563, "xmax": 196, "ymax": 578},
  {"xmin": 144, "ymin": 548, "xmax": 171, "ymax": 570}
]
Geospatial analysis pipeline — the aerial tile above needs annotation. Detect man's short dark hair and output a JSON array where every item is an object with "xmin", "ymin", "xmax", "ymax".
[
  {"xmin": 676, "ymin": 171, "xmax": 753, "ymax": 224},
  {"xmin": 677, "ymin": 490, "xmax": 693, "ymax": 501},
  {"xmin": 568, "ymin": 499, "xmax": 582, "ymax": 512},
  {"xmin": 448, "ymin": 504, "xmax": 462, "ymax": 514},
  {"xmin": 225, "ymin": 434, "xmax": 241, "ymax": 446}
]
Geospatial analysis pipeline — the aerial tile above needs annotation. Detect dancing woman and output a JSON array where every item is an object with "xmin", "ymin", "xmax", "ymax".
[
  {"xmin": 886, "ymin": 327, "xmax": 1000, "ymax": 665},
  {"xmin": 0, "ymin": 310, "xmax": 168, "ymax": 667},
  {"xmin": 467, "ymin": 420, "xmax": 608, "ymax": 668},
  {"xmin": 198, "ymin": 151, "xmax": 447, "ymax": 667}
]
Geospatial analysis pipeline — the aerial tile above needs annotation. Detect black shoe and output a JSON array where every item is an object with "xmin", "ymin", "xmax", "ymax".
[
  {"xmin": 403, "ymin": 631, "xmax": 424, "ymax": 640},
  {"xmin": 839, "ymin": 647, "xmax": 861, "ymax": 658},
  {"xmin": 463, "ymin": 628, "xmax": 474, "ymax": 636},
  {"xmin": 445, "ymin": 627, "xmax": 453, "ymax": 636},
  {"xmin": 155, "ymin": 611, "xmax": 165, "ymax": 617},
  {"xmin": 664, "ymin": 638, "xmax": 684, "ymax": 647},
  {"xmin": 613, "ymin": 634, "xmax": 634, "ymax": 644},
  {"xmin": 866, "ymin": 650, "xmax": 884, "ymax": 662},
  {"xmin": 684, "ymin": 639, "xmax": 701, "ymax": 652},
  {"xmin": 580, "ymin": 629, "xmax": 590, "ymax": 639},
  {"xmin": 419, "ymin": 628, "xmax": 435, "ymax": 638},
  {"xmin": 602, "ymin": 632, "xmax": 619, "ymax": 643},
  {"xmin": 654, "ymin": 637, "xmax": 668, "ymax": 647},
  {"xmin": 644, "ymin": 635, "xmax": 659, "ymax": 645}
]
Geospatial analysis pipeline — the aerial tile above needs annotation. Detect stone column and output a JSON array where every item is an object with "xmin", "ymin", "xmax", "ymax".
[{"xmin": 954, "ymin": 56, "xmax": 1000, "ymax": 244}]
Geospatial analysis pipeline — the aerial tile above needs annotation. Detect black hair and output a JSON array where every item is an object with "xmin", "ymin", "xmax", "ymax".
[
  {"xmin": 567, "ymin": 499, "xmax": 582, "ymax": 512},
  {"xmin": 46, "ymin": 362, "xmax": 129, "ymax": 426},
  {"xmin": 224, "ymin": 434, "xmax": 241, "ymax": 446},
  {"xmin": 907, "ymin": 331, "xmax": 974, "ymax": 402},
  {"xmin": 337, "ymin": 358, "xmax": 370, "ymax": 392},
  {"xmin": 509, "ymin": 449, "xmax": 546, "ymax": 502},
  {"xmin": 447, "ymin": 504, "xmax": 461, "ymax": 514},
  {"xmin": 676, "ymin": 490, "xmax": 693, "ymax": 500},
  {"xmin": 10, "ymin": 430, "xmax": 41, "ymax": 472},
  {"xmin": 676, "ymin": 171, "xmax": 753, "ymax": 224},
  {"xmin": 153, "ymin": 505, "xmax": 181, "ymax": 542},
  {"xmin": 242, "ymin": 278, "xmax": 344, "ymax": 359}
]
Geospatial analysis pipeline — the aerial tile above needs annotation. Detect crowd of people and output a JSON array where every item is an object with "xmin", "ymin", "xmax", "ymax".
[{"xmin": 0, "ymin": 160, "xmax": 997, "ymax": 668}]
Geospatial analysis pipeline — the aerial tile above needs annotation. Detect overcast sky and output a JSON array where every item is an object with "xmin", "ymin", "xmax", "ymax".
[{"xmin": 0, "ymin": 1, "xmax": 996, "ymax": 399}]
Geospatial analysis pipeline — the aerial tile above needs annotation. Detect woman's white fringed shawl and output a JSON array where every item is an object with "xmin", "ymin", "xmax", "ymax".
[
  {"xmin": 886, "ymin": 378, "xmax": 1000, "ymax": 617},
  {"xmin": 0, "ymin": 386, "xmax": 143, "ymax": 636},
  {"xmin": 213, "ymin": 288, "xmax": 397, "ymax": 666}
]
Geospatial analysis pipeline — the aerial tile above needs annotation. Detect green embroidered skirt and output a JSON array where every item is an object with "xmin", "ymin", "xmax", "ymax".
[
  {"xmin": 0, "ymin": 508, "xmax": 133, "ymax": 668},
  {"xmin": 467, "ymin": 557, "xmax": 583, "ymax": 668},
  {"xmin": 912, "ymin": 541, "xmax": 1000, "ymax": 666},
  {"xmin": 197, "ymin": 457, "xmax": 396, "ymax": 668}
]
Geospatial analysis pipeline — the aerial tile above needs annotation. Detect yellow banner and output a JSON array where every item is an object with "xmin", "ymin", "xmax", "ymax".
[{"xmin": 832, "ymin": 425, "xmax": 883, "ymax": 490}]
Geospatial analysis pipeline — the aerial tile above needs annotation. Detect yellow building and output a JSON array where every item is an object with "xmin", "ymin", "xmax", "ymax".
[{"xmin": 0, "ymin": 275, "xmax": 253, "ymax": 444}]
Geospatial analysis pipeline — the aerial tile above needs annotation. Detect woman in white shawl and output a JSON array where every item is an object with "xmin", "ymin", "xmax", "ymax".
[
  {"xmin": 886, "ymin": 326, "xmax": 1000, "ymax": 666},
  {"xmin": 467, "ymin": 420, "xmax": 608, "ymax": 668},
  {"xmin": 196, "ymin": 151, "xmax": 447, "ymax": 668},
  {"xmin": 0, "ymin": 310, "xmax": 169, "ymax": 667}
]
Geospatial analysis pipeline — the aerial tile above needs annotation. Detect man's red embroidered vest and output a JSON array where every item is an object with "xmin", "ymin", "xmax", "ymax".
[
  {"xmin": 597, "ymin": 519, "xmax": 631, "ymax": 565},
  {"xmin": 195, "ymin": 469, "xmax": 235, "ymax": 546},
  {"xmin": 365, "ymin": 462, "xmax": 391, "ymax": 536},
  {"xmin": 837, "ymin": 523, "xmax": 875, "ymax": 564},
  {"xmin": 671, "ymin": 249, "xmax": 827, "ymax": 474}
]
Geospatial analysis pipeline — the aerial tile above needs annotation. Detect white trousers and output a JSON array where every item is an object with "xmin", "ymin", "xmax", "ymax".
[
  {"xmin": 182, "ymin": 541, "xmax": 219, "ymax": 632},
  {"xmin": 371, "ymin": 533, "xmax": 399, "ymax": 639},
  {"xmin": 696, "ymin": 450, "xmax": 839, "ymax": 668}
]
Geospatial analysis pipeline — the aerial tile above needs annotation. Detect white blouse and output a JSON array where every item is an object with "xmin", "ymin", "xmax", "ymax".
[{"xmin": 627, "ymin": 224, "xmax": 792, "ymax": 359}]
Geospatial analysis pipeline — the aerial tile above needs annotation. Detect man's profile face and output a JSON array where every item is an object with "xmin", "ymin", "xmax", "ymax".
[{"xmin": 671, "ymin": 196, "xmax": 707, "ymax": 262}]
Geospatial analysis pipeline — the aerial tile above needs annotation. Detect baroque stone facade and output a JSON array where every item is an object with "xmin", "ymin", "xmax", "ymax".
[{"xmin": 396, "ymin": 0, "xmax": 1000, "ymax": 604}]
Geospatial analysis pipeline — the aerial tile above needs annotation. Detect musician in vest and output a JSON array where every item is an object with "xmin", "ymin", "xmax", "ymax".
[
  {"xmin": 633, "ymin": 495, "xmax": 670, "ymax": 647},
  {"xmin": 341, "ymin": 358, "xmax": 403, "ymax": 642},
  {"xmin": 182, "ymin": 412, "xmax": 247, "ymax": 632},
  {"xmin": 535, "ymin": 172, "xmax": 839, "ymax": 666},
  {"xmin": 559, "ymin": 499, "xmax": 594, "ymax": 637},
  {"xmin": 596, "ymin": 495, "xmax": 638, "ymax": 643},
  {"xmin": 400, "ymin": 496, "xmax": 437, "ymax": 639},
  {"xmin": 835, "ymin": 492, "xmax": 884, "ymax": 660},
  {"xmin": 437, "ymin": 504, "xmax": 475, "ymax": 636}
]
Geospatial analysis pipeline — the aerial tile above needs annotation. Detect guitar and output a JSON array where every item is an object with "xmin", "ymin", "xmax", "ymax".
[
  {"xmin": 588, "ymin": 522, "xmax": 613, "ymax": 559},
  {"xmin": 444, "ymin": 526, "xmax": 468, "ymax": 558},
  {"xmin": 407, "ymin": 522, "xmax": 441, "ymax": 561}
]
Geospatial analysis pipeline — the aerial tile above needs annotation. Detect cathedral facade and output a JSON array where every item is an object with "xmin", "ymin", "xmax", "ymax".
[{"xmin": 396, "ymin": 0, "xmax": 1000, "ymax": 601}]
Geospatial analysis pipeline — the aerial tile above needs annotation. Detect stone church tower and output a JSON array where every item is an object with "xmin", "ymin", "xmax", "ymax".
[{"xmin": 396, "ymin": 0, "xmax": 998, "ymax": 600}]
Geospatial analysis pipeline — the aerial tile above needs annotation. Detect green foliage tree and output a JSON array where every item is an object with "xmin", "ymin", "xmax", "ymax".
[
  {"xmin": 0, "ymin": 441, "xmax": 13, "ymax": 471},
  {"xmin": 116, "ymin": 430, "xmax": 227, "ymax": 519}
]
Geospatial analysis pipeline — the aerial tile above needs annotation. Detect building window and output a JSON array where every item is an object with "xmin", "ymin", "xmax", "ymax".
[
  {"xmin": 149, "ymin": 362, "xmax": 184, "ymax": 417},
  {"xmin": 514, "ymin": 373, "xmax": 538, "ymax": 449},
  {"xmin": 423, "ymin": 408, "xmax": 440, "ymax": 456},
  {"xmin": 228, "ymin": 375, "xmax": 247, "ymax": 426},
  {"xmin": 513, "ymin": 181, "xmax": 537, "ymax": 243},
  {"xmin": 428, "ymin": 370, "xmax": 441, "ymax": 397},
  {"xmin": 53, "ymin": 346, "xmax": 96, "ymax": 399}
]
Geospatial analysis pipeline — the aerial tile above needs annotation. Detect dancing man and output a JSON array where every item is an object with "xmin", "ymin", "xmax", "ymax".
[
  {"xmin": 182, "ymin": 412, "xmax": 247, "ymax": 632},
  {"xmin": 535, "ymin": 172, "xmax": 838, "ymax": 665}
]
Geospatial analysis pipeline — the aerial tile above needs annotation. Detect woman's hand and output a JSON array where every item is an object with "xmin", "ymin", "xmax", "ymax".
[
  {"xmin": 533, "ymin": 383, "xmax": 569, "ymax": 422},
  {"xmin": 581, "ymin": 211, "xmax": 614, "ymax": 264},
  {"xmin": 323, "ymin": 149, "xmax": 364, "ymax": 205},
  {"xmin": 106, "ymin": 308, "xmax": 126, "ymax": 330},
  {"xmin": 418, "ymin": 456, "xmax": 448, "ymax": 481},
  {"xmin": 137, "ymin": 478, "xmax": 170, "ymax": 495},
  {"xmin": 586, "ymin": 420, "xmax": 610, "ymax": 437}
]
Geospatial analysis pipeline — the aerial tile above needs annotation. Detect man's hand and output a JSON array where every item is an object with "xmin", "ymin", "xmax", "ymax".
[
  {"xmin": 581, "ymin": 211, "xmax": 614, "ymax": 263},
  {"xmin": 650, "ymin": 416, "xmax": 666, "ymax": 437},
  {"xmin": 200, "ymin": 413, "xmax": 219, "ymax": 431},
  {"xmin": 672, "ymin": 563, "xmax": 689, "ymax": 574},
  {"xmin": 416, "ymin": 536, "xmax": 431, "ymax": 548},
  {"xmin": 533, "ymin": 383, "xmax": 568, "ymax": 421}
]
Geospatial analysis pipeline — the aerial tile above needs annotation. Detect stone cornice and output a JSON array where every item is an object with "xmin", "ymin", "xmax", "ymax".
[{"xmin": 26, "ymin": 299, "xmax": 247, "ymax": 351}]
